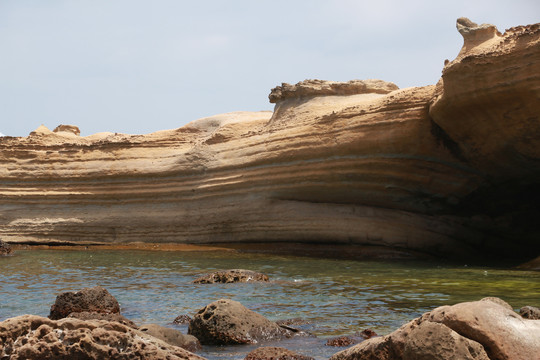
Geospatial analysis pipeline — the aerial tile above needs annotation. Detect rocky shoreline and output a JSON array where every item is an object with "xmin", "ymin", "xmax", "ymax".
[{"xmin": 1, "ymin": 278, "xmax": 539, "ymax": 360}]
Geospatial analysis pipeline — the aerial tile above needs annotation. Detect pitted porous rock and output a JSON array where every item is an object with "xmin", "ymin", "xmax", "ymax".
[
  {"xmin": 188, "ymin": 299, "xmax": 295, "ymax": 345},
  {"xmin": 0, "ymin": 315, "xmax": 206, "ymax": 360}
]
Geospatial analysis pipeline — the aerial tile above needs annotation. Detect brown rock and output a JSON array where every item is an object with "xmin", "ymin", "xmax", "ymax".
[
  {"xmin": 520, "ymin": 306, "xmax": 540, "ymax": 320},
  {"xmin": 173, "ymin": 314, "xmax": 193, "ymax": 324},
  {"xmin": 49, "ymin": 286, "xmax": 120, "ymax": 320},
  {"xmin": 67, "ymin": 311, "xmax": 137, "ymax": 328},
  {"xmin": 244, "ymin": 346, "xmax": 314, "ymax": 360},
  {"xmin": 268, "ymin": 79, "xmax": 398, "ymax": 103},
  {"xmin": 0, "ymin": 239, "xmax": 12, "ymax": 256},
  {"xmin": 330, "ymin": 298, "xmax": 540, "ymax": 360},
  {"xmin": 325, "ymin": 336, "xmax": 361, "ymax": 347},
  {"xmin": 193, "ymin": 269, "xmax": 269, "ymax": 284},
  {"xmin": 188, "ymin": 299, "xmax": 293, "ymax": 345},
  {"xmin": 139, "ymin": 324, "xmax": 202, "ymax": 352},
  {"xmin": 0, "ymin": 315, "xmax": 206, "ymax": 360}
]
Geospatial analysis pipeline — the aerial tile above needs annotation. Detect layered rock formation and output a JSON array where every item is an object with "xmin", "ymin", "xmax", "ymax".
[{"xmin": 0, "ymin": 18, "xmax": 539, "ymax": 260}]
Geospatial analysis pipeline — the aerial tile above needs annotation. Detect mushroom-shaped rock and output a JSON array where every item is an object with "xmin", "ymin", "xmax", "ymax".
[
  {"xmin": 53, "ymin": 124, "xmax": 81, "ymax": 136},
  {"xmin": 188, "ymin": 299, "xmax": 293, "ymax": 345},
  {"xmin": 0, "ymin": 315, "xmax": 206, "ymax": 360},
  {"xmin": 244, "ymin": 346, "xmax": 314, "ymax": 360},
  {"xmin": 193, "ymin": 269, "xmax": 269, "ymax": 284},
  {"xmin": 49, "ymin": 286, "xmax": 121, "ymax": 320}
]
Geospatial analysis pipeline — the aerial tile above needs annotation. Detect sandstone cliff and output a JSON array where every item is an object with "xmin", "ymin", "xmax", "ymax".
[{"xmin": 1, "ymin": 18, "xmax": 539, "ymax": 261}]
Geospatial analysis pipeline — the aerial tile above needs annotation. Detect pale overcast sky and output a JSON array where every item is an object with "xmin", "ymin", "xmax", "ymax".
[{"xmin": 1, "ymin": 0, "xmax": 538, "ymax": 137}]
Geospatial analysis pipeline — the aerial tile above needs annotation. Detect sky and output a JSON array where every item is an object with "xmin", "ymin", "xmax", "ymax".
[{"xmin": 1, "ymin": 1, "xmax": 538, "ymax": 137}]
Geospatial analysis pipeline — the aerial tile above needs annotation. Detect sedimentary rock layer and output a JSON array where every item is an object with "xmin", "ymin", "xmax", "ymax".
[{"xmin": 0, "ymin": 18, "xmax": 539, "ymax": 260}]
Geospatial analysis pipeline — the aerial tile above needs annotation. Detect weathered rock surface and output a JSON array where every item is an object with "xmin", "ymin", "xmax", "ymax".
[
  {"xmin": 244, "ymin": 346, "xmax": 314, "ymax": 360},
  {"xmin": 67, "ymin": 311, "xmax": 137, "ymax": 329},
  {"xmin": 49, "ymin": 286, "xmax": 120, "ymax": 320},
  {"xmin": 0, "ymin": 238, "xmax": 12, "ymax": 255},
  {"xmin": 326, "ymin": 329, "xmax": 378, "ymax": 347},
  {"xmin": 193, "ymin": 269, "xmax": 269, "ymax": 284},
  {"xmin": 330, "ymin": 297, "xmax": 540, "ymax": 360},
  {"xmin": 0, "ymin": 315, "xmax": 206, "ymax": 360},
  {"xmin": 139, "ymin": 324, "xmax": 202, "ymax": 352},
  {"xmin": 0, "ymin": 18, "xmax": 539, "ymax": 261},
  {"xmin": 188, "ymin": 299, "xmax": 295, "ymax": 345}
]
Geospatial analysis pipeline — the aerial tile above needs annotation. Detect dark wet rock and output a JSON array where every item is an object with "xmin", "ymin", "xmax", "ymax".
[
  {"xmin": 49, "ymin": 286, "xmax": 120, "ymax": 320},
  {"xmin": 330, "ymin": 297, "xmax": 540, "ymax": 360},
  {"xmin": 325, "ymin": 336, "xmax": 361, "ymax": 347},
  {"xmin": 193, "ymin": 269, "xmax": 269, "ymax": 284},
  {"xmin": 188, "ymin": 299, "xmax": 295, "ymax": 345},
  {"xmin": 358, "ymin": 328, "xmax": 378, "ymax": 339},
  {"xmin": 0, "ymin": 314, "xmax": 206, "ymax": 360},
  {"xmin": 0, "ymin": 239, "xmax": 12, "ymax": 256},
  {"xmin": 67, "ymin": 311, "xmax": 137, "ymax": 328},
  {"xmin": 244, "ymin": 346, "xmax": 314, "ymax": 360},
  {"xmin": 520, "ymin": 305, "xmax": 540, "ymax": 320},
  {"xmin": 174, "ymin": 314, "xmax": 193, "ymax": 324},
  {"xmin": 139, "ymin": 324, "xmax": 202, "ymax": 353}
]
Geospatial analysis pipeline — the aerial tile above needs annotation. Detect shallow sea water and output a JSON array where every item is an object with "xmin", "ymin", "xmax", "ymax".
[{"xmin": 1, "ymin": 249, "xmax": 539, "ymax": 359}]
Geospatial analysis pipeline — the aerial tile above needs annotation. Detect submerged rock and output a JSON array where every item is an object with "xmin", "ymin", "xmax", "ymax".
[
  {"xmin": 244, "ymin": 346, "xmax": 314, "ymax": 360},
  {"xmin": 188, "ymin": 299, "xmax": 296, "ymax": 345},
  {"xmin": 520, "ymin": 305, "xmax": 540, "ymax": 320},
  {"xmin": 173, "ymin": 314, "xmax": 193, "ymax": 324},
  {"xmin": 193, "ymin": 269, "xmax": 269, "ymax": 284},
  {"xmin": 139, "ymin": 324, "xmax": 202, "ymax": 353},
  {"xmin": 0, "ymin": 315, "xmax": 206, "ymax": 360},
  {"xmin": 49, "ymin": 286, "xmax": 120, "ymax": 320},
  {"xmin": 329, "ymin": 297, "xmax": 540, "ymax": 360},
  {"xmin": 325, "ymin": 330, "xmax": 377, "ymax": 347},
  {"xmin": 0, "ymin": 239, "xmax": 12, "ymax": 256}
]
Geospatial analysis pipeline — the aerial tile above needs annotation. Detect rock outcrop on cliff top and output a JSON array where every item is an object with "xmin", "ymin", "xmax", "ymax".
[{"xmin": 0, "ymin": 18, "xmax": 539, "ymax": 261}]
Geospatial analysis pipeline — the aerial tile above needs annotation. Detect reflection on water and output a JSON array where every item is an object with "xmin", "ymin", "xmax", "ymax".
[{"xmin": 1, "ymin": 249, "xmax": 539, "ymax": 359}]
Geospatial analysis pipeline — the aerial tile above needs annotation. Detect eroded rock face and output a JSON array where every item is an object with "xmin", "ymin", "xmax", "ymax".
[
  {"xmin": 67, "ymin": 311, "xmax": 137, "ymax": 329},
  {"xmin": 330, "ymin": 298, "xmax": 540, "ymax": 360},
  {"xmin": 193, "ymin": 269, "xmax": 269, "ymax": 284},
  {"xmin": 139, "ymin": 324, "xmax": 202, "ymax": 353},
  {"xmin": 188, "ymin": 299, "xmax": 294, "ymax": 345},
  {"xmin": 520, "ymin": 306, "xmax": 540, "ymax": 320},
  {"xmin": 244, "ymin": 346, "xmax": 314, "ymax": 360},
  {"xmin": 0, "ymin": 315, "xmax": 206, "ymax": 360},
  {"xmin": 268, "ymin": 79, "xmax": 399, "ymax": 103},
  {"xmin": 53, "ymin": 124, "xmax": 81, "ymax": 136},
  {"xmin": 49, "ymin": 286, "xmax": 120, "ymax": 320},
  {"xmin": 0, "ymin": 19, "xmax": 539, "ymax": 262}
]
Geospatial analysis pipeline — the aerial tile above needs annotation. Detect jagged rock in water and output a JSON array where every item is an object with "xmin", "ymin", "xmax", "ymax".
[
  {"xmin": 188, "ymin": 299, "xmax": 296, "ymax": 345},
  {"xmin": 0, "ymin": 315, "xmax": 206, "ymax": 360},
  {"xmin": 520, "ymin": 306, "xmax": 540, "ymax": 320},
  {"xmin": 0, "ymin": 239, "xmax": 12, "ymax": 256},
  {"xmin": 193, "ymin": 269, "xmax": 269, "ymax": 284}
]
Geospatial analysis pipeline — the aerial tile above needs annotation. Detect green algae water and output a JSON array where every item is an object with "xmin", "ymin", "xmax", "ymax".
[{"xmin": 1, "ymin": 249, "xmax": 539, "ymax": 359}]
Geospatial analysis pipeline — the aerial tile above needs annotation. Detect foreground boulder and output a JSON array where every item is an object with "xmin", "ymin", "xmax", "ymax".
[
  {"xmin": 188, "ymin": 299, "xmax": 295, "ymax": 345},
  {"xmin": 0, "ymin": 239, "xmax": 12, "ymax": 255},
  {"xmin": 49, "ymin": 286, "xmax": 120, "ymax": 320},
  {"xmin": 139, "ymin": 324, "xmax": 201, "ymax": 352},
  {"xmin": 193, "ymin": 269, "xmax": 269, "ymax": 284},
  {"xmin": 0, "ymin": 315, "xmax": 206, "ymax": 360},
  {"xmin": 244, "ymin": 346, "xmax": 314, "ymax": 360},
  {"xmin": 330, "ymin": 297, "xmax": 540, "ymax": 360}
]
